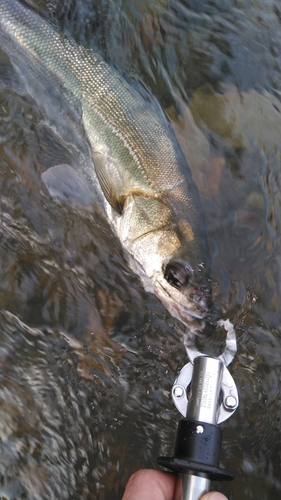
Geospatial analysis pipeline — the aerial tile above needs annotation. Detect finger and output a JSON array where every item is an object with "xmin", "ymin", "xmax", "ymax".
[
  {"xmin": 122, "ymin": 469, "xmax": 178, "ymax": 500},
  {"xmin": 200, "ymin": 492, "xmax": 228, "ymax": 500}
]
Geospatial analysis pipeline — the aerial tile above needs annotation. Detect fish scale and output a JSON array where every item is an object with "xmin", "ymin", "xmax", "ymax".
[{"xmin": 0, "ymin": 0, "xmax": 214, "ymax": 331}]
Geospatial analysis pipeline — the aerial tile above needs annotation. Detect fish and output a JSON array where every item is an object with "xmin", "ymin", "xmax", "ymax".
[{"xmin": 0, "ymin": 0, "xmax": 215, "ymax": 333}]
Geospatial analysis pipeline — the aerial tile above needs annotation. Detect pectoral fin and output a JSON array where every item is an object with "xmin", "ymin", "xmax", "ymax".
[
  {"xmin": 92, "ymin": 151, "xmax": 124, "ymax": 214},
  {"xmin": 42, "ymin": 164, "xmax": 95, "ymax": 205}
]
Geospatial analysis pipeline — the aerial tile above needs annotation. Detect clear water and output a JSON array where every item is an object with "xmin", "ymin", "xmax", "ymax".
[{"xmin": 0, "ymin": 0, "xmax": 281, "ymax": 499}]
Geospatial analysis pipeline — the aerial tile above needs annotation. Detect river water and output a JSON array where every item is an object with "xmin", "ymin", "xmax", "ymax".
[{"xmin": 0, "ymin": 0, "xmax": 281, "ymax": 499}]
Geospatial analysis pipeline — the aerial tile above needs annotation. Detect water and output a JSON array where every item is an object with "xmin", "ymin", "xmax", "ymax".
[{"xmin": 0, "ymin": 0, "xmax": 281, "ymax": 498}]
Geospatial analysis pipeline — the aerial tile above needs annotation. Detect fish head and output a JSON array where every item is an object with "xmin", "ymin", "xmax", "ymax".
[
  {"xmin": 158, "ymin": 255, "xmax": 215, "ymax": 331},
  {"xmin": 117, "ymin": 194, "xmax": 215, "ymax": 334}
]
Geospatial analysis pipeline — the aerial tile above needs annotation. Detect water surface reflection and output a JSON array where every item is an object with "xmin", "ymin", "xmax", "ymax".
[{"xmin": 1, "ymin": 0, "xmax": 281, "ymax": 499}]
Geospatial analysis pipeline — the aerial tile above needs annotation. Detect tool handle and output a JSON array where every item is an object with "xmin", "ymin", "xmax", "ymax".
[
  {"xmin": 159, "ymin": 356, "xmax": 236, "ymax": 498},
  {"xmin": 181, "ymin": 473, "xmax": 210, "ymax": 500}
]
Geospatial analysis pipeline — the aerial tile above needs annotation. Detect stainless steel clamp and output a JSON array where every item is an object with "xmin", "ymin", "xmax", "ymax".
[
  {"xmin": 172, "ymin": 356, "xmax": 239, "ymax": 424},
  {"xmin": 158, "ymin": 351, "xmax": 239, "ymax": 500}
]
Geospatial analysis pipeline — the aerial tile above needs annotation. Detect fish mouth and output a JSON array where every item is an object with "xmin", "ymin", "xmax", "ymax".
[{"xmin": 155, "ymin": 278, "xmax": 214, "ymax": 324}]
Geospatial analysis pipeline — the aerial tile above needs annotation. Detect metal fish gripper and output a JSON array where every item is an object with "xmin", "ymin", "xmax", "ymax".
[{"xmin": 158, "ymin": 320, "xmax": 239, "ymax": 500}]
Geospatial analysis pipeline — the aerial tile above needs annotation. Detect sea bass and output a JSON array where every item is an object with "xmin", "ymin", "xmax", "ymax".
[{"xmin": 0, "ymin": 0, "xmax": 214, "ymax": 332}]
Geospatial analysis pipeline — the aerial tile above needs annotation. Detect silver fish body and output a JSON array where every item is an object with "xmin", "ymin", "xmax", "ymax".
[{"xmin": 0, "ymin": 0, "xmax": 214, "ymax": 330}]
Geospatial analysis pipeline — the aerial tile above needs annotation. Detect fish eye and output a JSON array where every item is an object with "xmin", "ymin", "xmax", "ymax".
[{"xmin": 164, "ymin": 262, "xmax": 191, "ymax": 290}]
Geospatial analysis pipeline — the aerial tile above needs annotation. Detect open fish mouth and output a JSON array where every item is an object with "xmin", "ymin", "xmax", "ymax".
[
  {"xmin": 176, "ymin": 301, "xmax": 217, "ymax": 325},
  {"xmin": 155, "ymin": 277, "xmax": 215, "ymax": 327}
]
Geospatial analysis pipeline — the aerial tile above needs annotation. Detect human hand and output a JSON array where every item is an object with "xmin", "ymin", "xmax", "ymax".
[{"xmin": 122, "ymin": 469, "xmax": 228, "ymax": 500}]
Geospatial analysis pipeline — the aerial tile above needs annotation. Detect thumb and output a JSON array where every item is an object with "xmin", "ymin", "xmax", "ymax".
[{"xmin": 200, "ymin": 493, "xmax": 228, "ymax": 500}]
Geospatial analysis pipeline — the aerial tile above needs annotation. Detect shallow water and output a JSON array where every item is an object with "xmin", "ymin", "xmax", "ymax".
[{"xmin": 0, "ymin": 0, "xmax": 281, "ymax": 499}]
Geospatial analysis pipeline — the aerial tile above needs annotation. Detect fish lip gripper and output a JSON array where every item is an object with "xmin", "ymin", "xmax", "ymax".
[{"xmin": 158, "ymin": 354, "xmax": 239, "ymax": 499}]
